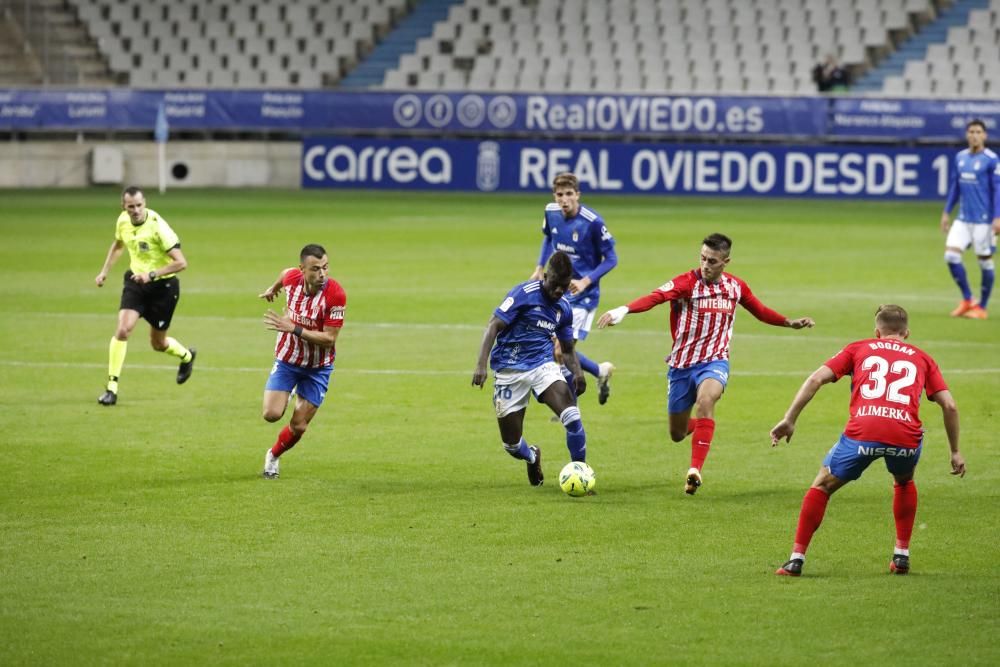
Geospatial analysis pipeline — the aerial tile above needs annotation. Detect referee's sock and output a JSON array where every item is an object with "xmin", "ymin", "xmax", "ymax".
[
  {"xmin": 163, "ymin": 337, "xmax": 192, "ymax": 362},
  {"xmin": 108, "ymin": 337, "xmax": 127, "ymax": 391}
]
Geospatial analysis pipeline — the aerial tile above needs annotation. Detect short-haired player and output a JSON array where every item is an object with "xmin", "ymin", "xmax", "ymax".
[
  {"xmin": 258, "ymin": 244, "xmax": 346, "ymax": 479},
  {"xmin": 772, "ymin": 305, "xmax": 965, "ymax": 577},
  {"xmin": 598, "ymin": 233, "xmax": 814, "ymax": 494},
  {"xmin": 940, "ymin": 119, "xmax": 1000, "ymax": 320},
  {"xmin": 473, "ymin": 251, "xmax": 588, "ymax": 486},
  {"xmin": 531, "ymin": 173, "xmax": 618, "ymax": 404}
]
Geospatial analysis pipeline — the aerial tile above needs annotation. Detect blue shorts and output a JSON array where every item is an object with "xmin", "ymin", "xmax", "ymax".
[
  {"xmin": 666, "ymin": 360, "xmax": 729, "ymax": 414},
  {"xmin": 264, "ymin": 359, "xmax": 333, "ymax": 407},
  {"xmin": 822, "ymin": 434, "xmax": 922, "ymax": 481}
]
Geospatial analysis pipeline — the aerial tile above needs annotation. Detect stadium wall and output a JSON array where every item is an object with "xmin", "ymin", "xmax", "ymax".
[{"xmin": 0, "ymin": 141, "xmax": 300, "ymax": 188}]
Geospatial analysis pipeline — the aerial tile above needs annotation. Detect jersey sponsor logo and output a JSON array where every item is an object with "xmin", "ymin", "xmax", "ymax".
[
  {"xmin": 856, "ymin": 444, "xmax": 917, "ymax": 457},
  {"xmin": 555, "ymin": 242, "xmax": 577, "ymax": 254},
  {"xmin": 499, "ymin": 297, "xmax": 515, "ymax": 312},
  {"xmin": 865, "ymin": 341, "xmax": 915, "ymax": 356},
  {"xmin": 291, "ymin": 313, "xmax": 317, "ymax": 327},
  {"xmin": 329, "ymin": 306, "xmax": 345, "ymax": 319},
  {"xmin": 535, "ymin": 319, "xmax": 555, "ymax": 331},
  {"xmin": 698, "ymin": 296, "xmax": 736, "ymax": 313},
  {"xmin": 854, "ymin": 405, "xmax": 915, "ymax": 421}
]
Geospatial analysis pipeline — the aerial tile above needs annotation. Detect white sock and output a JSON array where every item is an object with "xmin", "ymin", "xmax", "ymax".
[{"xmin": 790, "ymin": 552, "xmax": 806, "ymax": 562}]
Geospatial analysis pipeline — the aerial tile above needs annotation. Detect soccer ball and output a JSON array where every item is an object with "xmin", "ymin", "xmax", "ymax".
[{"xmin": 559, "ymin": 461, "xmax": 596, "ymax": 497}]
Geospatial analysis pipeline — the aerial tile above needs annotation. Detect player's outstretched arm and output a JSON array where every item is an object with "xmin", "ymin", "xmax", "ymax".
[
  {"xmin": 258, "ymin": 269, "xmax": 291, "ymax": 301},
  {"xmin": 597, "ymin": 305, "xmax": 629, "ymax": 328},
  {"xmin": 472, "ymin": 317, "xmax": 506, "ymax": 388},
  {"xmin": 930, "ymin": 389, "xmax": 965, "ymax": 477},
  {"xmin": 770, "ymin": 366, "xmax": 836, "ymax": 446}
]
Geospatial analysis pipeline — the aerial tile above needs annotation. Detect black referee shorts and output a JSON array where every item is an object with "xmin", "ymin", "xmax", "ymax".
[{"xmin": 120, "ymin": 270, "xmax": 181, "ymax": 331}]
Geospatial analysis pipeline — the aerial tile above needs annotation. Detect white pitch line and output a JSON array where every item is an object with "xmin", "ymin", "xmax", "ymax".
[
  {"xmin": 1, "ymin": 360, "xmax": 997, "ymax": 377},
  {"xmin": 19, "ymin": 312, "xmax": 1000, "ymax": 349}
]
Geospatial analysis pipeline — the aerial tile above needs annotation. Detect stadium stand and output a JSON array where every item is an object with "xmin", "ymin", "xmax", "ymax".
[
  {"xmin": 376, "ymin": 0, "xmax": 928, "ymax": 94},
  {"xmin": 856, "ymin": 0, "xmax": 997, "ymax": 95},
  {"xmin": 62, "ymin": 0, "xmax": 411, "ymax": 88},
  {"xmin": 376, "ymin": 0, "xmax": 997, "ymax": 96},
  {"xmin": 0, "ymin": 0, "xmax": 995, "ymax": 96}
]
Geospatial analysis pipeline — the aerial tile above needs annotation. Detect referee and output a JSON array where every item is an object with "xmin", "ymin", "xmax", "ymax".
[{"xmin": 94, "ymin": 186, "xmax": 196, "ymax": 405}]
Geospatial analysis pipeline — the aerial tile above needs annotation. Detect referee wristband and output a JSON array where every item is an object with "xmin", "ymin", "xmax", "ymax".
[
  {"xmin": 148, "ymin": 270, "xmax": 157, "ymax": 281},
  {"xmin": 292, "ymin": 325, "xmax": 304, "ymax": 337}
]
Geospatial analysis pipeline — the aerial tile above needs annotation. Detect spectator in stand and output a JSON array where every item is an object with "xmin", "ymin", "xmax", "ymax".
[{"xmin": 812, "ymin": 54, "xmax": 849, "ymax": 93}]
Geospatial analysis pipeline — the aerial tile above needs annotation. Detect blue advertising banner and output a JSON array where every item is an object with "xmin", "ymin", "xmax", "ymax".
[
  {"xmin": 0, "ymin": 89, "xmax": 823, "ymax": 137},
  {"xmin": 302, "ymin": 137, "xmax": 955, "ymax": 200},
  {"xmin": 3, "ymin": 88, "xmax": 996, "ymax": 143},
  {"xmin": 829, "ymin": 98, "xmax": 1000, "ymax": 140}
]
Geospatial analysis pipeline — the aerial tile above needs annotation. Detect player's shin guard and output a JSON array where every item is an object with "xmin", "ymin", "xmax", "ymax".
[
  {"xmin": 945, "ymin": 251, "xmax": 973, "ymax": 300},
  {"xmin": 893, "ymin": 480, "xmax": 918, "ymax": 551},
  {"xmin": 689, "ymin": 417, "xmax": 715, "ymax": 470},
  {"xmin": 793, "ymin": 487, "xmax": 830, "ymax": 555},
  {"xmin": 560, "ymin": 406, "xmax": 586, "ymax": 462},
  {"xmin": 576, "ymin": 352, "xmax": 600, "ymax": 378},
  {"xmin": 978, "ymin": 259, "xmax": 994, "ymax": 309},
  {"xmin": 270, "ymin": 425, "xmax": 302, "ymax": 458},
  {"xmin": 108, "ymin": 337, "xmax": 127, "ymax": 391},
  {"xmin": 503, "ymin": 438, "xmax": 534, "ymax": 462}
]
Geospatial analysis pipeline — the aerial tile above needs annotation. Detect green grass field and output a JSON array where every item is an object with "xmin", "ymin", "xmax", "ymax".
[{"xmin": 1, "ymin": 189, "xmax": 996, "ymax": 665}]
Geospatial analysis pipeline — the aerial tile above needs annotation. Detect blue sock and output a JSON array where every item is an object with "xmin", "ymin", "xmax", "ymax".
[
  {"xmin": 981, "ymin": 269, "xmax": 994, "ymax": 309},
  {"xmin": 577, "ymin": 351, "xmax": 600, "ymax": 377},
  {"xmin": 503, "ymin": 438, "xmax": 534, "ymax": 462},
  {"xmin": 948, "ymin": 262, "xmax": 973, "ymax": 300},
  {"xmin": 560, "ymin": 406, "xmax": 587, "ymax": 462}
]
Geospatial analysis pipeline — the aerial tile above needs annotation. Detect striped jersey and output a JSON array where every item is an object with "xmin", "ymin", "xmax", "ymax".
[
  {"xmin": 627, "ymin": 270, "xmax": 787, "ymax": 369},
  {"xmin": 943, "ymin": 147, "xmax": 1000, "ymax": 224},
  {"xmin": 274, "ymin": 268, "xmax": 346, "ymax": 368}
]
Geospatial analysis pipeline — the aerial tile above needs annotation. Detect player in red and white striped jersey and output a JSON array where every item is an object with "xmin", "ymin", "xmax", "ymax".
[
  {"xmin": 598, "ymin": 233, "xmax": 814, "ymax": 495},
  {"xmin": 257, "ymin": 244, "xmax": 346, "ymax": 479}
]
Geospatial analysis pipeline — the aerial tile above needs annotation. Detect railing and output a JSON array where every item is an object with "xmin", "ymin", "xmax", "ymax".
[{"xmin": 2, "ymin": 0, "xmax": 82, "ymax": 85}]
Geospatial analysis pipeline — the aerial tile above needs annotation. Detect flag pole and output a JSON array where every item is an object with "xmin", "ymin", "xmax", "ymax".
[{"xmin": 155, "ymin": 101, "xmax": 169, "ymax": 194}]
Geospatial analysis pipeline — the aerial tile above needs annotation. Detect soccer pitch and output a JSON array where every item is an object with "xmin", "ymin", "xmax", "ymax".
[{"xmin": 1, "ymin": 189, "xmax": 996, "ymax": 665}]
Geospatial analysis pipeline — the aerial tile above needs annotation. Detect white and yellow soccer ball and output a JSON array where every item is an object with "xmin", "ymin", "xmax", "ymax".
[{"xmin": 559, "ymin": 461, "xmax": 596, "ymax": 497}]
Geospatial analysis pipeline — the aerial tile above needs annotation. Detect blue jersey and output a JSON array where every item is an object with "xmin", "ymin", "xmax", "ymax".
[
  {"xmin": 490, "ymin": 280, "xmax": 574, "ymax": 372},
  {"xmin": 943, "ymin": 148, "xmax": 1000, "ymax": 224},
  {"xmin": 537, "ymin": 203, "xmax": 617, "ymax": 310}
]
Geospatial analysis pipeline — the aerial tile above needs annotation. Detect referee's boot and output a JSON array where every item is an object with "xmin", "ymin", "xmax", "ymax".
[
  {"xmin": 177, "ymin": 347, "xmax": 197, "ymax": 384},
  {"xmin": 98, "ymin": 389, "xmax": 117, "ymax": 406}
]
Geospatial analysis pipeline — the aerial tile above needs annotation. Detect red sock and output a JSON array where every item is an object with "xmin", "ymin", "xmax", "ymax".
[
  {"xmin": 893, "ymin": 480, "xmax": 918, "ymax": 550},
  {"xmin": 270, "ymin": 425, "xmax": 301, "ymax": 458},
  {"xmin": 793, "ymin": 487, "xmax": 830, "ymax": 554},
  {"xmin": 689, "ymin": 418, "xmax": 715, "ymax": 470}
]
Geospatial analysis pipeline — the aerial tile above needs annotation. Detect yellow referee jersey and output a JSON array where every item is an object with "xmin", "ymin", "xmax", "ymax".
[{"xmin": 114, "ymin": 208, "xmax": 180, "ymax": 278}]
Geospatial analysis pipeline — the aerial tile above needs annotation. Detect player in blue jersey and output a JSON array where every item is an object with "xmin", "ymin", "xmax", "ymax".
[
  {"xmin": 473, "ymin": 252, "xmax": 588, "ymax": 487},
  {"xmin": 940, "ymin": 119, "xmax": 1000, "ymax": 320},
  {"xmin": 531, "ymin": 172, "xmax": 618, "ymax": 404}
]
